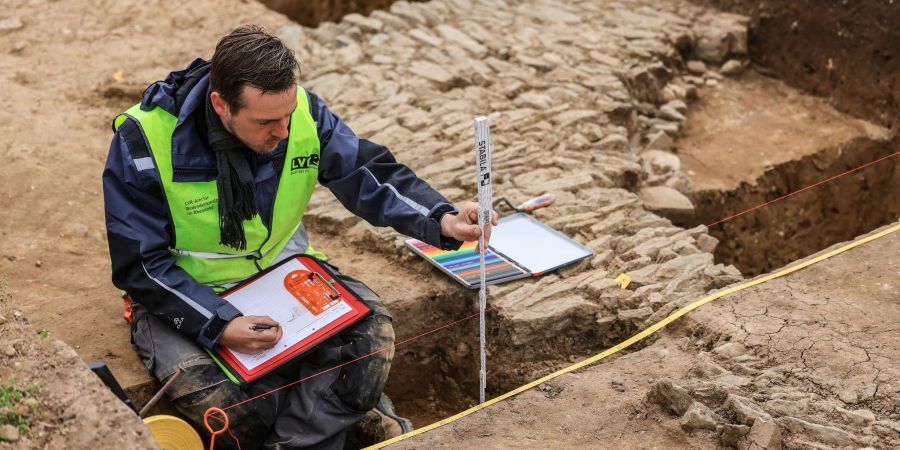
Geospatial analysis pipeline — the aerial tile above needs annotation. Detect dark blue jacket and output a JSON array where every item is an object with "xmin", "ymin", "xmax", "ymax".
[{"xmin": 103, "ymin": 59, "xmax": 460, "ymax": 350}]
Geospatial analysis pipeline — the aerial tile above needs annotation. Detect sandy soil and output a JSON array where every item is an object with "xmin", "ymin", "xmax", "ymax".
[
  {"xmin": 675, "ymin": 70, "xmax": 899, "ymax": 276},
  {"xmin": 678, "ymin": 71, "xmax": 889, "ymax": 192},
  {"xmin": 0, "ymin": 0, "xmax": 292, "ymax": 399},
  {"xmin": 690, "ymin": 0, "xmax": 900, "ymax": 130},
  {"xmin": 0, "ymin": 285, "xmax": 159, "ymax": 449},
  {"xmin": 395, "ymin": 223, "xmax": 900, "ymax": 449}
]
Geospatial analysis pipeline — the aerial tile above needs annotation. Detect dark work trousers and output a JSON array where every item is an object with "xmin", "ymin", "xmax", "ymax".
[{"xmin": 130, "ymin": 268, "xmax": 395, "ymax": 450}]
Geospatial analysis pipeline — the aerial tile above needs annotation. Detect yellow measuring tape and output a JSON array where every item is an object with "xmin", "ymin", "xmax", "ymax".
[{"xmin": 368, "ymin": 223, "xmax": 900, "ymax": 449}]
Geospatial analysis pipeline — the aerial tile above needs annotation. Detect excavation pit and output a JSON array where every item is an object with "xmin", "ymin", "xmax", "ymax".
[
  {"xmin": 378, "ymin": 278, "xmax": 645, "ymax": 427},
  {"xmin": 674, "ymin": 72, "xmax": 898, "ymax": 276},
  {"xmin": 259, "ymin": 0, "xmax": 420, "ymax": 27}
]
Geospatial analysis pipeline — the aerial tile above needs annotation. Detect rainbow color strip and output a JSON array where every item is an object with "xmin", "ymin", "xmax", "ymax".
[{"xmin": 406, "ymin": 239, "xmax": 528, "ymax": 288}]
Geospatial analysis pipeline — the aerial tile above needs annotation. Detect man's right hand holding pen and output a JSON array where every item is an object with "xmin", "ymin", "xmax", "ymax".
[{"xmin": 219, "ymin": 315, "xmax": 283, "ymax": 353}]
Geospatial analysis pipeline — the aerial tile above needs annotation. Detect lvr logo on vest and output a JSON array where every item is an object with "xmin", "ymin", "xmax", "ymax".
[{"xmin": 290, "ymin": 154, "xmax": 319, "ymax": 174}]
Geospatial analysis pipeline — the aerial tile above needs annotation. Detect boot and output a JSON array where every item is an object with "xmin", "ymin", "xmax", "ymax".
[{"xmin": 345, "ymin": 394, "xmax": 413, "ymax": 448}]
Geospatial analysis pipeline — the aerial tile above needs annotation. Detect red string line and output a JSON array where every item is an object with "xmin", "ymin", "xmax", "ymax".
[
  {"xmin": 215, "ymin": 148, "xmax": 899, "ymax": 412},
  {"xmin": 706, "ymin": 150, "xmax": 899, "ymax": 228},
  {"xmin": 222, "ymin": 305, "xmax": 501, "ymax": 412}
]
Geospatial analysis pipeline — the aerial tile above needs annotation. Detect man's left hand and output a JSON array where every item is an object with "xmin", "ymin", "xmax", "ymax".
[{"xmin": 440, "ymin": 202, "xmax": 499, "ymax": 249}]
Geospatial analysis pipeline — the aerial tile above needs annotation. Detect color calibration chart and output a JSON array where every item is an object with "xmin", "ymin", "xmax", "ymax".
[{"xmin": 405, "ymin": 240, "xmax": 528, "ymax": 288}]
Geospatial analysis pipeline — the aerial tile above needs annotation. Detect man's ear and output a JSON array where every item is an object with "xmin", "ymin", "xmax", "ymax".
[{"xmin": 209, "ymin": 91, "xmax": 231, "ymax": 119}]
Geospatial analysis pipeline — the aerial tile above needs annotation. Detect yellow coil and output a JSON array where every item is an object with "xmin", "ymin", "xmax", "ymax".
[{"xmin": 143, "ymin": 415, "xmax": 203, "ymax": 450}]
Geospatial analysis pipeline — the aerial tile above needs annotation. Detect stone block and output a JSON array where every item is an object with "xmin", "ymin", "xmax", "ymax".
[
  {"xmin": 645, "ymin": 130, "xmax": 674, "ymax": 150},
  {"xmin": 776, "ymin": 417, "xmax": 858, "ymax": 447},
  {"xmin": 721, "ymin": 59, "xmax": 745, "ymax": 76},
  {"xmin": 687, "ymin": 60, "xmax": 707, "ymax": 74},
  {"xmin": 597, "ymin": 134, "xmax": 629, "ymax": 152},
  {"xmin": 738, "ymin": 419, "xmax": 782, "ymax": 450},
  {"xmin": 721, "ymin": 423, "xmax": 751, "ymax": 447},
  {"xmin": 680, "ymin": 401, "xmax": 723, "ymax": 432},
  {"xmin": 435, "ymin": 25, "xmax": 486, "ymax": 56},
  {"xmin": 639, "ymin": 186, "xmax": 694, "ymax": 216},
  {"xmin": 646, "ymin": 380, "xmax": 693, "ymax": 416},
  {"xmin": 726, "ymin": 394, "xmax": 772, "ymax": 426},
  {"xmin": 409, "ymin": 61, "xmax": 454, "ymax": 85},
  {"xmin": 641, "ymin": 149, "xmax": 680, "ymax": 176},
  {"xmin": 343, "ymin": 13, "xmax": 383, "ymax": 33}
]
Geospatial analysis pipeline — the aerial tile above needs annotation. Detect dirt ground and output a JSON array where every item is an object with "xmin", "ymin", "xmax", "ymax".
[
  {"xmin": 0, "ymin": 0, "xmax": 292, "ymax": 401},
  {"xmin": 395, "ymin": 223, "xmax": 900, "ymax": 449},
  {"xmin": 263, "ymin": 0, "xmax": 407, "ymax": 26},
  {"xmin": 0, "ymin": 285, "xmax": 158, "ymax": 449},
  {"xmin": 1, "ymin": 0, "xmax": 898, "ymax": 448},
  {"xmin": 675, "ymin": 70, "xmax": 899, "ymax": 276},
  {"xmin": 691, "ymin": 0, "xmax": 900, "ymax": 130},
  {"xmin": 677, "ymin": 71, "xmax": 889, "ymax": 193}
]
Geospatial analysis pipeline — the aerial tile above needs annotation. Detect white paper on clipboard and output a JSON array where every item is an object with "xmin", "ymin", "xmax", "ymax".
[
  {"xmin": 488, "ymin": 213, "xmax": 593, "ymax": 275},
  {"xmin": 222, "ymin": 258, "xmax": 352, "ymax": 371}
]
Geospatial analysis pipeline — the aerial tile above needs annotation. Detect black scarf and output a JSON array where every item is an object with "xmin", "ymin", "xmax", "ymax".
[{"xmin": 205, "ymin": 90, "xmax": 257, "ymax": 251}]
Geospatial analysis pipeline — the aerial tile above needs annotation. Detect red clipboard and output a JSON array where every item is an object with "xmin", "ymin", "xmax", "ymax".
[{"xmin": 210, "ymin": 255, "xmax": 371, "ymax": 384}]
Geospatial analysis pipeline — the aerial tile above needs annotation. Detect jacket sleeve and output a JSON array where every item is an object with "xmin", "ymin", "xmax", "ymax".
[
  {"xmin": 102, "ymin": 119, "xmax": 242, "ymax": 350},
  {"xmin": 311, "ymin": 93, "xmax": 463, "ymax": 251}
]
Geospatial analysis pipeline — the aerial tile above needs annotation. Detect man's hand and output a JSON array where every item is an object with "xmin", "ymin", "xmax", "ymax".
[
  {"xmin": 440, "ymin": 202, "xmax": 499, "ymax": 250},
  {"xmin": 218, "ymin": 315, "xmax": 283, "ymax": 354}
]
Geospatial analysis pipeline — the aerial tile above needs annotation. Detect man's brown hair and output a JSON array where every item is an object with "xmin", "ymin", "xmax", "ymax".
[{"xmin": 210, "ymin": 25, "xmax": 299, "ymax": 113}]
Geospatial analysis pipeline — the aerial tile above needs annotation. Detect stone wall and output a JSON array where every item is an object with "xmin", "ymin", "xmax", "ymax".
[{"xmin": 278, "ymin": 0, "xmax": 752, "ymax": 378}]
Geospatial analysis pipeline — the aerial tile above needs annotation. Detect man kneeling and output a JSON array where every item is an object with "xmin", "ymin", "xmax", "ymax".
[{"xmin": 103, "ymin": 25, "xmax": 495, "ymax": 449}]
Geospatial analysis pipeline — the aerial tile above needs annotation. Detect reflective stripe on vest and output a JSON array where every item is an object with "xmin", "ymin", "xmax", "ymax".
[{"xmin": 114, "ymin": 86, "xmax": 326, "ymax": 286}]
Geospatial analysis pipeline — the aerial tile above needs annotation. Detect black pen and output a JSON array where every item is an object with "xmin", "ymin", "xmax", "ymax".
[{"xmin": 250, "ymin": 324, "xmax": 277, "ymax": 331}]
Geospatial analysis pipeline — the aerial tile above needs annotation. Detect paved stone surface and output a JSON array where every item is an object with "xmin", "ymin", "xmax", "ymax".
[{"xmin": 276, "ymin": 0, "xmax": 750, "ymax": 369}]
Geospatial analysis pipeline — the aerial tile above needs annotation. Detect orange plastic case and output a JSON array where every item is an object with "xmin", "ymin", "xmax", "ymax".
[{"xmin": 283, "ymin": 270, "xmax": 341, "ymax": 316}]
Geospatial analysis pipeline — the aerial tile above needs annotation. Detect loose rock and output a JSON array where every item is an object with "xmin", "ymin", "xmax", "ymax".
[
  {"xmin": 721, "ymin": 423, "xmax": 751, "ymax": 447},
  {"xmin": 739, "ymin": 419, "xmax": 782, "ymax": 450},
  {"xmin": 659, "ymin": 105, "xmax": 686, "ymax": 122},
  {"xmin": 646, "ymin": 380, "xmax": 693, "ymax": 416},
  {"xmin": 65, "ymin": 222, "xmax": 89, "ymax": 238},
  {"xmin": 720, "ymin": 59, "xmax": 745, "ymax": 76},
  {"xmin": 696, "ymin": 234, "xmax": 719, "ymax": 253},
  {"xmin": 686, "ymin": 60, "xmax": 707, "ymax": 74},
  {"xmin": 639, "ymin": 186, "xmax": 695, "ymax": 216},
  {"xmin": 0, "ymin": 18, "xmax": 24, "ymax": 33},
  {"xmin": 641, "ymin": 150, "xmax": 680, "ymax": 176},
  {"xmin": 694, "ymin": 26, "xmax": 732, "ymax": 63},
  {"xmin": 726, "ymin": 394, "xmax": 772, "ymax": 426},
  {"xmin": 680, "ymin": 401, "xmax": 723, "ymax": 432},
  {"xmin": 0, "ymin": 424, "xmax": 20, "ymax": 442},
  {"xmin": 11, "ymin": 41, "xmax": 26, "ymax": 54}
]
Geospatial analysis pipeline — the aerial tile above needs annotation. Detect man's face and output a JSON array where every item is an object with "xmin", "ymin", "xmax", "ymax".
[{"xmin": 211, "ymin": 84, "xmax": 297, "ymax": 153}]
